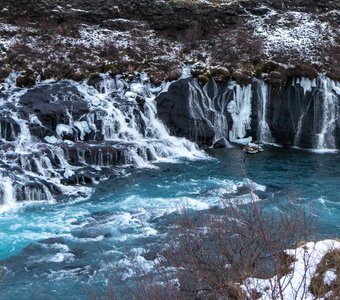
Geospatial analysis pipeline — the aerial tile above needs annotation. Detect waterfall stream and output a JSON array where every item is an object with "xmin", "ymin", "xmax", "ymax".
[
  {"xmin": 0, "ymin": 73, "xmax": 206, "ymax": 208},
  {"xmin": 292, "ymin": 75, "xmax": 340, "ymax": 149},
  {"xmin": 254, "ymin": 79, "xmax": 273, "ymax": 144},
  {"xmin": 0, "ymin": 73, "xmax": 339, "ymax": 207},
  {"xmin": 315, "ymin": 76, "xmax": 339, "ymax": 149}
]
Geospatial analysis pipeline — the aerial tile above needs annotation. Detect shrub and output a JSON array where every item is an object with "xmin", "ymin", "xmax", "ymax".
[{"xmin": 95, "ymin": 192, "xmax": 317, "ymax": 300}]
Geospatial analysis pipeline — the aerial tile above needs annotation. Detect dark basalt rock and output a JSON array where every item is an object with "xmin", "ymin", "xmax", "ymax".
[
  {"xmin": 60, "ymin": 170, "xmax": 95, "ymax": 186},
  {"xmin": 0, "ymin": 117, "xmax": 21, "ymax": 141},
  {"xmin": 61, "ymin": 142, "xmax": 126, "ymax": 167},
  {"xmin": 27, "ymin": 123, "xmax": 54, "ymax": 139},
  {"xmin": 213, "ymin": 138, "xmax": 229, "ymax": 148},
  {"xmin": 157, "ymin": 78, "xmax": 216, "ymax": 146},
  {"xmin": 270, "ymin": 79, "xmax": 340, "ymax": 149},
  {"xmin": 157, "ymin": 76, "xmax": 340, "ymax": 149},
  {"xmin": 16, "ymin": 70, "xmax": 37, "ymax": 88},
  {"xmin": 19, "ymin": 81, "xmax": 89, "ymax": 133},
  {"xmin": 15, "ymin": 180, "xmax": 61, "ymax": 202}
]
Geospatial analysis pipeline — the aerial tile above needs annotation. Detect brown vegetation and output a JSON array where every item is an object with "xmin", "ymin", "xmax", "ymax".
[
  {"xmin": 92, "ymin": 193, "xmax": 317, "ymax": 300},
  {"xmin": 309, "ymin": 249, "xmax": 340, "ymax": 298}
]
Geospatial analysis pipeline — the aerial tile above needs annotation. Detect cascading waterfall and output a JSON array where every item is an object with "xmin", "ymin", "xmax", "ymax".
[
  {"xmin": 0, "ymin": 73, "xmax": 205, "ymax": 207},
  {"xmin": 1, "ymin": 71, "xmax": 339, "ymax": 207},
  {"xmin": 227, "ymin": 82, "xmax": 253, "ymax": 145},
  {"xmin": 187, "ymin": 79, "xmax": 230, "ymax": 145},
  {"xmin": 0, "ymin": 177, "xmax": 16, "ymax": 210},
  {"xmin": 157, "ymin": 73, "xmax": 339, "ymax": 150},
  {"xmin": 293, "ymin": 75, "xmax": 340, "ymax": 149},
  {"xmin": 293, "ymin": 76, "xmax": 316, "ymax": 147},
  {"xmin": 254, "ymin": 79, "xmax": 273, "ymax": 144},
  {"xmin": 315, "ymin": 76, "xmax": 339, "ymax": 149},
  {"xmin": 206, "ymin": 82, "xmax": 231, "ymax": 143},
  {"xmin": 186, "ymin": 78, "xmax": 254, "ymax": 146}
]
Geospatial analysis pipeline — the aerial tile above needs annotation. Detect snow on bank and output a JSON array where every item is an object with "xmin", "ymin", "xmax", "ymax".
[
  {"xmin": 242, "ymin": 239, "xmax": 340, "ymax": 300},
  {"xmin": 0, "ymin": 19, "xmax": 187, "ymax": 73},
  {"xmin": 249, "ymin": 9, "xmax": 338, "ymax": 59}
]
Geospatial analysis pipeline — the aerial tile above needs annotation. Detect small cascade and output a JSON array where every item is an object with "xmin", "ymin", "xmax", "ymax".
[
  {"xmin": 292, "ymin": 75, "xmax": 340, "ymax": 149},
  {"xmin": 293, "ymin": 77, "xmax": 316, "ymax": 147},
  {"xmin": 253, "ymin": 79, "xmax": 273, "ymax": 144},
  {"xmin": 0, "ymin": 118, "xmax": 20, "ymax": 141},
  {"xmin": 227, "ymin": 83, "xmax": 253, "ymax": 145},
  {"xmin": 157, "ymin": 73, "xmax": 340, "ymax": 150},
  {"xmin": 315, "ymin": 76, "xmax": 339, "ymax": 149},
  {"xmin": 187, "ymin": 79, "xmax": 230, "ymax": 145},
  {"xmin": 203, "ymin": 81, "xmax": 229, "ymax": 142},
  {"xmin": 0, "ymin": 177, "xmax": 16, "ymax": 210},
  {"xmin": 0, "ymin": 72, "xmax": 206, "ymax": 206}
]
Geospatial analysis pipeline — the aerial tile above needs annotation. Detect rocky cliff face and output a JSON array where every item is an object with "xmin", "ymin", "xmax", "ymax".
[{"xmin": 157, "ymin": 75, "xmax": 340, "ymax": 149}]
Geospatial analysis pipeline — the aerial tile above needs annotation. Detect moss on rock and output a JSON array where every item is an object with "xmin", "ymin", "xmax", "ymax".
[
  {"xmin": 209, "ymin": 66, "xmax": 230, "ymax": 82},
  {"xmin": 101, "ymin": 63, "xmax": 117, "ymax": 75},
  {"xmin": 198, "ymin": 74, "xmax": 210, "ymax": 85},
  {"xmin": 0, "ymin": 68, "xmax": 11, "ymax": 83},
  {"xmin": 149, "ymin": 68, "xmax": 166, "ymax": 85},
  {"xmin": 266, "ymin": 71, "xmax": 284, "ymax": 88},
  {"xmin": 191, "ymin": 63, "xmax": 207, "ymax": 77},
  {"xmin": 283, "ymin": 65, "xmax": 318, "ymax": 80},
  {"xmin": 166, "ymin": 67, "xmax": 182, "ymax": 82},
  {"xmin": 231, "ymin": 70, "xmax": 252, "ymax": 86},
  {"xmin": 16, "ymin": 69, "xmax": 37, "ymax": 88}
]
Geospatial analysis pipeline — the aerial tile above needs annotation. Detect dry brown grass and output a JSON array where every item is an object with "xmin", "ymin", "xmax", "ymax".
[{"xmin": 309, "ymin": 249, "xmax": 340, "ymax": 298}]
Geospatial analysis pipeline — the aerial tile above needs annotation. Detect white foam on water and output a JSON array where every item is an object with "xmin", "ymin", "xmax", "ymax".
[
  {"xmin": 115, "ymin": 254, "xmax": 160, "ymax": 280},
  {"xmin": 47, "ymin": 265, "xmax": 92, "ymax": 280},
  {"xmin": 1, "ymin": 72, "xmax": 209, "ymax": 211},
  {"xmin": 34, "ymin": 248, "xmax": 75, "ymax": 264},
  {"xmin": 120, "ymin": 195, "xmax": 211, "ymax": 219},
  {"xmin": 308, "ymin": 148, "xmax": 339, "ymax": 154},
  {"xmin": 242, "ymin": 178, "xmax": 266, "ymax": 192}
]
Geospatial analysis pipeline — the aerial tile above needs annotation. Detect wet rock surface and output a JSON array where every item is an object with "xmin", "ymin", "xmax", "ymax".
[
  {"xmin": 0, "ymin": 74, "xmax": 205, "ymax": 203},
  {"xmin": 157, "ymin": 76, "xmax": 340, "ymax": 148}
]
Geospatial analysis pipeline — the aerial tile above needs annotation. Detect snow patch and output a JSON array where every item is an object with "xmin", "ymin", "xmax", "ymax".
[
  {"xmin": 243, "ymin": 239, "xmax": 340, "ymax": 300},
  {"xmin": 250, "ymin": 10, "xmax": 338, "ymax": 59}
]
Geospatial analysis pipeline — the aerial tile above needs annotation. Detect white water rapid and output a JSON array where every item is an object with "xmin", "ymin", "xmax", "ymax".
[{"xmin": 0, "ymin": 73, "xmax": 206, "ymax": 206}]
